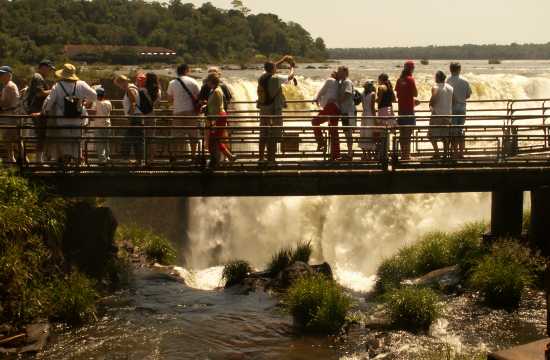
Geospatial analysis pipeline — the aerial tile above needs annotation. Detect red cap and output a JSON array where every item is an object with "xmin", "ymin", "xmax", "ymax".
[{"xmin": 405, "ymin": 60, "xmax": 415, "ymax": 68}]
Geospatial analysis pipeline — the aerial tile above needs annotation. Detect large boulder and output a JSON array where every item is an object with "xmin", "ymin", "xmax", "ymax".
[
  {"xmin": 62, "ymin": 201, "xmax": 118, "ymax": 279},
  {"xmin": 280, "ymin": 261, "xmax": 314, "ymax": 288},
  {"xmin": 311, "ymin": 262, "xmax": 333, "ymax": 279},
  {"xmin": 402, "ymin": 265, "xmax": 462, "ymax": 292}
]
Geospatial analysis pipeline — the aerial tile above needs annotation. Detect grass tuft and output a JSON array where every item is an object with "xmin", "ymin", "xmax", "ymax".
[
  {"xmin": 291, "ymin": 241, "xmax": 313, "ymax": 264},
  {"xmin": 267, "ymin": 247, "xmax": 293, "ymax": 276},
  {"xmin": 222, "ymin": 260, "xmax": 252, "ymax": 287},
  {"xmin": 286, "ymin": 274, "xmax": 352, "ymax": 334},
  {"xmin": 385, "ymin": 286, "xmax": 441, "ymax": 332},
  {"xmin": 49, "ymin": 271, "xmax": 98, "ymax": 325}
]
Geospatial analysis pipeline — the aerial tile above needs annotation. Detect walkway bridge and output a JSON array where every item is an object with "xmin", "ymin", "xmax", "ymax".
[{"xmin": 2, "ymin": 97, "xmax": 549, "ymax": 198}]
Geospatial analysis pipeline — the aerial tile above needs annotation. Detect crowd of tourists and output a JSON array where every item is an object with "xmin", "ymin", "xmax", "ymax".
[
  {"xmin": 0, "ymin": 58, "xmax": 472, "ymax": 166},
  {"xmin": 312, "ymin": 60, "xmax": 472, "ymax": 161}
]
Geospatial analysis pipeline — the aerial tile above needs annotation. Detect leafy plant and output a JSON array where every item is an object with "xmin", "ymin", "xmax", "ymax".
[
  {"xmin": 385, "ymin": 286, "xmax": 441, "ymax": 332},
  {"xmin": 286, "ymin": 275, "xmax": 352, "ymax": 334},
  {"xmin": 116, "ymin": 224, "xmax": 176, "ymax": 265},
  {"xmin": 49, "ymin": 271, "xmax": 98, "ymax": 324}
]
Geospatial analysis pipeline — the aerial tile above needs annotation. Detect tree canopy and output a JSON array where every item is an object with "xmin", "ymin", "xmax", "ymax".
[
  {"xmin": 0, "ymin": 0, "xmax": 327, "ymax": 64},
  {"xmin": 329, "ymin": 43, "xmax": 550, "ymax": 60}
]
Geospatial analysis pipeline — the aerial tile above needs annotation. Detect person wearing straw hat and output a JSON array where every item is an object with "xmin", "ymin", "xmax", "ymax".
[
  {"xmin": 0, "ymin": 65, "xmax": 20, "ymax": 163},
  {"xmin": 43, "ymin": 63, "xmax": 97, "ymax": 164}
]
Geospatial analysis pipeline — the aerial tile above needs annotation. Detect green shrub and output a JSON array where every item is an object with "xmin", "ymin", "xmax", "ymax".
[
  {"xmin": 49, "ymin": 271, "xmax": 98, "ymax": 324},
  {"xmin": 291, "ymin": 241, "xmax": 313, "ymax": 264},
  {"xmin": 144, "ymin": 234, "xmax": 177, "ymax": 265},
  {"xmin": 222, "ymin": 260, "xmax": 252, "ymax": 287},
  {"xmin": 376, "ymin": 246, "xmax": 420, "ymax": 292},
  {"xmin": 286, "ymin": 275, "xmax": 352, "ymax": 334},
  {"xmin": 385, "ymin": 286, "xmax": 441, "ymax": 332},
  {"xmin": 267, "ymin": 247, "xmax": 292, "ymax": 276},
  {"xmin": 468, "ymin": 240, "xmax": 543, "ymax": 308},
  {"xmin": 376, "ymin": 221, "xmax": 488, "ymax": 293},
  {"xmin": 447, "ymin": 221, "xmax": 487, "ymax": 273},
  {"xmin": 116, "ymin": 224, "xmax": 176, "ymax": 265}
]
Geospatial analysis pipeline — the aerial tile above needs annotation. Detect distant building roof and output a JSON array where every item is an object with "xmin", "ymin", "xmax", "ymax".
[{"xmin": 64, "ymin": 45, "xmax": 177, "ymax": 57}]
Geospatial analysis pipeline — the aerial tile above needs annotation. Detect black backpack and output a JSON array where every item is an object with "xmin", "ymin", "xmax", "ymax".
[
  {"xmin": 59, "ymin": 82, "xmax": 83, "ymax": 117},
  {"xmin": 138, "ymin": 89, "xmax": 154, "ymax": 115}
]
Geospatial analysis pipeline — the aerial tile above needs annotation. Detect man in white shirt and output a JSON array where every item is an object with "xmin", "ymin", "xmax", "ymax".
[
  {"xmin": 447, "ymin": 62, "xmax": 472, "ymax": 158},
  {"xmin": 167, "ymin": 64, "xmax": 201, "ymax": 161},
  {"xmin": 0, "ymin": 66, "xmax": 20, "ymax": 163},
  {"xmin": 312, "ymin": 71, "xmax": 341, "ymax": 157},
  {"xmin": 337, "ymin": 66, "xmax": 356, "ymax": 160}
]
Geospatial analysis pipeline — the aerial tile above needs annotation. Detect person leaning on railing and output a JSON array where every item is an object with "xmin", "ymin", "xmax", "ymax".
[
  {"xmin": 312, "ymin": 71, "xmax": 341, "ymax": 159},
  {"xmin": 0, "ymin": 66, "xmax": 20, "ymax": 164},
  {"xmin": 114, "ymin": 74, "xmax": 144, "ymax": 165},
  {"xmin": 256, "ymin": 55, "xmax": 295, "ymax": 163},
  {"xmin": 25, "ymin": 59, "xmax": 55, "ymax": 164},
  {"xmin": 429, "ymin": 71, "xmax": 454, "ymax": 159}
]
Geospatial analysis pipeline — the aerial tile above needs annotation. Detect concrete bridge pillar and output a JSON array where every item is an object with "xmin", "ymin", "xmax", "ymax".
[
  {"xmin": 529, "ymin": 187, "xmax": 550, "ymax": 256},
  {"xmin": 528, "ymin": 187, "xmax": 550, "ymax": 336},
  {"xmin": 490, "ymin": 190, "xmax": 524, "ymax": 239}
]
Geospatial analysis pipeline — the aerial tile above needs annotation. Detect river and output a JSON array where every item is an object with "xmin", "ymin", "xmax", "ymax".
[{"xmin": 40, "ymin": 60, "xmax": 550, "ymax": 359}]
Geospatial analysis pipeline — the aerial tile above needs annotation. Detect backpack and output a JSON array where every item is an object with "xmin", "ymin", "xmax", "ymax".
[
  {"xmin": 138, "ymin": 89, "xmax": 154, "ymax": 114},
  {"xmin": 353, "ymin": 89, "xmax": 362, "ymax": 106},
  {"xmin": 59, "ymin": 82, "xmax": 83, "ymax": 117}
]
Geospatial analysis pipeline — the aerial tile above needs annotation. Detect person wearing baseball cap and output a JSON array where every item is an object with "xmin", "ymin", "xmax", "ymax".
[
  {"xmin": 395, "ymin": 60, "xmax": 420, "ymax": 160},
  {"xmin": 0, "ymin": 65, "xmax": 20, "ymax": 163},
  {"xmin": 25, "ymin": 60, "xmax": 57, "ymax": 162}
]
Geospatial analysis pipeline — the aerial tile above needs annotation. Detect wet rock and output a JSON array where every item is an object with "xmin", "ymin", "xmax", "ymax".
[
  {"xmin": 402, "ymin": 265, "xmax": 462, "ymax": 292},
  {"xmin": 311, "ymin": 262, "xmax": 333, "ymax": 279},
  {"xmin": 0, "ymin": 324, "xmax": 12, "ymax": 336},
  {"xmin": 19, "ymin": 323, "xmax": 50, "ymax": 353},
  {"xmin": 281, "ymin": 261, "xmax": 314, "ymax": 288},
  {"xmin": 63, "ymin": 202, "xmax": 118, "ymax": 278}
]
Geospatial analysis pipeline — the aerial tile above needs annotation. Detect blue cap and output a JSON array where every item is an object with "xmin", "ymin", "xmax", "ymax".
[
  {"xmin": 0, "ymin": 66, "xmax": 13, "ymax": 74},
  {"xmin": 95, "ymin": 87, "xmax": 105, "ymax": 96}
]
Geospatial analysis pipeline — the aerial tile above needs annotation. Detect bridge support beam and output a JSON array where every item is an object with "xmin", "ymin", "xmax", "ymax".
[{"xmin": 490, "ymin": 190, "xmax": 524, "ymax": 239}]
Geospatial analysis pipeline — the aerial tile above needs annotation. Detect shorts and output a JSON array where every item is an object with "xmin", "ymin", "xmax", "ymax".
[
  {"xmin": 172, "ymin": 111, "xmax": 201, "ymax": 143},
  {"xmin": 259, "ymin": 106, "xmax": 283, "ymax": 139},
  {"xmin": 451, "ymin": 110, "xmax": 466, "ymax": 136},
  {"xmin": 397, "ymin": 113, "xmax": 416, "ymax": 126}
]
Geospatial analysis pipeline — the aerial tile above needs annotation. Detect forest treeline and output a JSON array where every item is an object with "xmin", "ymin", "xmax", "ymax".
[
  {"xmin": 0, "ymin": 0, "xmax": 327, "ymax": 64},
  {"xmin": 329, "ymin": 43, "xmax": 550, "ymax": 60}
]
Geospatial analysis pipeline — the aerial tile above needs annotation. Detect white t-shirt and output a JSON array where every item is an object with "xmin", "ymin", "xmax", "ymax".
[
  {"xmin": 43, "ymin": 80, "xmax": 97, "ymax": 117},
  {"xmin": 338, "ymin": 78, "xmax": 355, "ymax": 115},
  {"xmin": 446, "ymin": 75, "xmax": 472, "ymax": 113},
  {"xmin": 431, "ymin": 83, "xmax": 454, "ymax": 116},
  {"xmin": 123, "ymin": 84, "xmax": 141, "ymax": 115},
  {"xmin": 167, "ymin": 76, "xmax": 200, "ymax": 113},
  {"xmin": 92, "ymin": 100, "xmax": 112, "ymax": 127},
  {"xmin": 316, "ymin": 78, "xmax": 338, "ymax": 109}
]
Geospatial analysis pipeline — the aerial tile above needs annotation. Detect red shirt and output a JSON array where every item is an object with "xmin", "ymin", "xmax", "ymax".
[{"xmin": 395, "ymin": 75, "xmax": 418, "ymax": 114}]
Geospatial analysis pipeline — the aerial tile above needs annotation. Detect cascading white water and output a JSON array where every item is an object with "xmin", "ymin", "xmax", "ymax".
[{"xmin": 183, "ymin": 70, "xmax": 550, "ymax": 292}]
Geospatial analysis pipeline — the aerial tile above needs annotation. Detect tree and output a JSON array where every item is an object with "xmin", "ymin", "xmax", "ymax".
[{"xmin": 231, "ymin": 0, "xmax": 251, "ymax": 16}]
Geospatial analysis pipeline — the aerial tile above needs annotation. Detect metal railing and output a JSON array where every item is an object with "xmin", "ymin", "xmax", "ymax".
[{"xmin": 1, "ymin": 112, "xmax": 549, "ymax": 173}]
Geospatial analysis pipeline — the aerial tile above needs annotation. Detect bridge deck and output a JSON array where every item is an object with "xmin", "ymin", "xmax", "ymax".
[{"xmin": 3, "ymin": 98, "xmax": 550, "ymax": 196}]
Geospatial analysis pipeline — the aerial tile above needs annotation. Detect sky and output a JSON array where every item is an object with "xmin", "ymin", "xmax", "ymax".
[{"xmin": 179, "ymin": 0, "xmax": 549, "ymax": 48}]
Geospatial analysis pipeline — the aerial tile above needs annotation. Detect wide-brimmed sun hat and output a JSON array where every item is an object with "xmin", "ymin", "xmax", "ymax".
[
  {"xmin": 114, "ymin": 74, "xmax": 130, "ymax": 84},
  {"xmin": 55, "ymin": 64, "xmax": 79, "ymax": 81}
]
